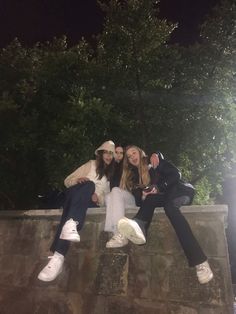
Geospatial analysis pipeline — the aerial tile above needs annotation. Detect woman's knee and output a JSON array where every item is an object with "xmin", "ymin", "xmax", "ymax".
[
  {"xmin": 66, "ymin": 181, "xmax": 95, "ymax": 199},
  {"xmin": 111, "ymin": 187, "xmax": 122, "ymax": 194},
  {"xmin": 82, "ymin": 181, "xmax": 96, "ymax": 194},
  {"xmin": 164, "ymin": 201, "xmax": 181, "ymax": 219}
]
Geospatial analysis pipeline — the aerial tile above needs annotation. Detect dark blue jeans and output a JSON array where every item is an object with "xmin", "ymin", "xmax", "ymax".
[
  {"xmin": 50, "ymin": 181, "xmax": 97, "ymax": 256},
  {"xmin": 134, "ymin": 193, "xmax": 207, "ymax": 267}
]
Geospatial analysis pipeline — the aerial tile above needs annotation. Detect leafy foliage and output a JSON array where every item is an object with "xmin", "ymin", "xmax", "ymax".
[{"xmin": 0, "ymin": 0, "xmax": 236, "ymax": 209}]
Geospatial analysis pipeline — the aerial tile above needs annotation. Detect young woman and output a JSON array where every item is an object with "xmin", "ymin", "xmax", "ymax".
[
  {"xmin": 38, "ymin": 140, "xmax": 115, "ymax": 282},
  {"xmin": 117, "ymin": 145, "xmax": 213, "ymax": 284},
  {"xmin": 104, "ymin": 145, "xmax": 137, "ymax": 248},
  {"xmin": 114, "ymin": 145, "xmax": 124, "ymax": 163},
  {"xmin": 110, "ymin": 144, "xmax": 124, "ymax": 189}
]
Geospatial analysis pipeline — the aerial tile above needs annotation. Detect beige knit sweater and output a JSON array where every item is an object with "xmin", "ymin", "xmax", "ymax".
[{"xmin": 64, "ymin": 160, "xmax": 110, "ymax": 206}]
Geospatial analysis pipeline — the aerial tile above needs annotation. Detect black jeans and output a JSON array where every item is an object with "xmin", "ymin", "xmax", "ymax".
[
  {"xmin": 50, "ymin": 181, "xmax": 97, "ymax": 256},
  {"xmin": 134, "ymin": 193, "xmax": 207, "ymax": 267}
]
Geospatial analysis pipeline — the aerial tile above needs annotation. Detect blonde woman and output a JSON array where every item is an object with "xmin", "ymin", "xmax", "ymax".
[
  {"xmin": 104, "ymin": 145, "xmax": 148, "ymax": 248},
  {"xmin": 118, "ymin": 145, "xmax": 213, "ymax": 285}
]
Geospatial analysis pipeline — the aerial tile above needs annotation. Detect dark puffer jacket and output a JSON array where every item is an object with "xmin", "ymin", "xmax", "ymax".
[{"xmin": 149, "ymin": 153, "xmax": 195, "ymax": 202}]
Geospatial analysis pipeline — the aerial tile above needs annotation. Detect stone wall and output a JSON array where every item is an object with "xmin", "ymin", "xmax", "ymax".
[{"xmin": 0, "ymin": 205, "xmax": 234, "ymax": 314}]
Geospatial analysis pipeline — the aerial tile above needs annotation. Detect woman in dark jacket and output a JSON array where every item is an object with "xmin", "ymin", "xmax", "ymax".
[{"xmin": 118, "ymin": 145, "xmax": 213, "ymax": 284}]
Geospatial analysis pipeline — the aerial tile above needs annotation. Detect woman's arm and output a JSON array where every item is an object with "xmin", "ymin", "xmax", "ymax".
[
  {"xmin": 64, "ymin": 160, "xmax": 92, "ymax": 188},
  {"xmin": 149, "ymin": 160, "xmax": 181, "ymax": 193},
  {"xmin": 156, "ymin": 161, "xmax": 181, "ymax": 192}
]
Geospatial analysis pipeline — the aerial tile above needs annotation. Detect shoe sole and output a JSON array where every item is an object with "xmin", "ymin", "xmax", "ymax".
[
  {"xmin": 60, "ymin": 234, "xmax": 80, "ymax": 242},
  {"xmin": 118, "ymin": 219, "xmax": 146, "ymax": 245}
]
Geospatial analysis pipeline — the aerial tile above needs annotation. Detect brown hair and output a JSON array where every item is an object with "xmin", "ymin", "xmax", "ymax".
[
  {"xmin": 120, "ymin": 145, "xmax": 150, "ymax": 191},
  {"xmin": 95, "ymin": 150, "xmax": 115, "ymax": 180}
]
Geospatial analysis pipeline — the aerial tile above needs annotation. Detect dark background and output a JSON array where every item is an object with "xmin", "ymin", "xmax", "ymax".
[{"xmin": 0, "ymin": 0, "xmax": 221, "ymax": 48}]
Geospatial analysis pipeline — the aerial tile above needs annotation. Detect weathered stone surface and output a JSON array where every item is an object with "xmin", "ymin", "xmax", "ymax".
[
  {"xmin": 0, "ymin": 205, "xmax": 234, "ymax": 314},
  {"xmin": 126, "ymin": 253, "xmax": 152, "ymax": 298},
  {"xmin": 150, "ymin": 255, "xmax": 226, "ymax": 304},
  {"xmin": 95, "ymin": 253, "xmax": 129, "ymax": 295}
]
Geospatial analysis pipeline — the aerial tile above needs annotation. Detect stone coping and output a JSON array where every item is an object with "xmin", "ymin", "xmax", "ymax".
[{"xmin": 0, "ymin": 204, "xmax": 228, "ymax": 219}]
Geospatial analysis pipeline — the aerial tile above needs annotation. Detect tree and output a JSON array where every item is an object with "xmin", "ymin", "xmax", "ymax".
[
  {"xmin": 1, "ymin": 0, "xmax": 236, "ymax": 210},
  {"xmin": 94, "ymin": 0, "xmax": 177, "ymax": 147},
  {"xmin": 0, "ymin": 37, "xmax": 112, "ymax": 209}
]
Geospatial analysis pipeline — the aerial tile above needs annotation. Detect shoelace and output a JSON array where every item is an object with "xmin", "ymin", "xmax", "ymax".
[
  {"xmin": 196, "ymin": 264, "xmax": 208, "ymax": 272},
  {"xmin": 113, "ymin": 233, "xmax": 123, "ymax": 240},
  {"xmin": 47, "ymin": 255, "xmax": 61, "ymax": 269},
  {"xmin": 67, "ymin": 220, "xmax": 79, "ymax": 230}
]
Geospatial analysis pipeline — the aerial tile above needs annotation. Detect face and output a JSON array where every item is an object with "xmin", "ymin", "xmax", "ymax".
[
  {"xmin": 102, "ymin": 150, "xmax": 113, "ymax": 165},
  {"xmin": 126, "ymin": 147, "xmax": 140, "ymax": 167},
  {"xmin": 115, "ymin": 146, "xmax": 124, "ymax": 163},
  {"xmin": 150, "ymin": 153, "xmax": 159, "ymax": 168}
]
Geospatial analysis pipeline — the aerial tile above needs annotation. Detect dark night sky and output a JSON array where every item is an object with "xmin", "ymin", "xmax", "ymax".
[{"xmin": 0, "ymin": 0, "xmax": 221, "ymax": 48}]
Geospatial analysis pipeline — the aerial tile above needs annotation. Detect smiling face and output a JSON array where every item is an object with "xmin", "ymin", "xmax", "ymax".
[
  {"xmin": 102, "ymin": 150, "xmax": 113, "ymax": 165},
  {"xmin": 150, "ymin": 153, "xmax": 159, "ymax": 168},
  {"xmin": 126, "ymin": 147, "xmax": 141, "ymax": 167},
  {"xmin": 115, "ymin": 146, "xmax": 124, "ymax": 163}
]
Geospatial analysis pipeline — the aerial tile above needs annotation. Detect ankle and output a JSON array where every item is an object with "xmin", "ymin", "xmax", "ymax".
[{"xmin": 54, "ymin": 251, "xmax": 64, "ymax": 259}]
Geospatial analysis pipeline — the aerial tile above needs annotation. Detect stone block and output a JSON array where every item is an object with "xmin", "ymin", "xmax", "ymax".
[
  {"xmin": 184, "ymin": 213, "xmax": 229, "ymax": 257},
  {"xmin": 0, "ymin": 254, "xmax": 40, "ymax": 288},
  {"xmin": 65, "ymin": 251, "xmax": 100, "ymax": 294},
  {"xmin": 150, "ymin": 255, "xmax": 232, "ymax": 307},
  {"xmin": 35, "ymin": 220, "xmax": 61, "ymax": 256},
  {"xmin": 95, "ymin": 253, "xmax": 129, "ymax": 296},
  {"xmin": 76, "ymin": 220, "xmax": 101, "ymax": 251},
  {"xmin": 146, "ymin": 215, "xmax": 184, "ymax": 255},
  {"xmin": 126, "ymin": 253, "xmax": 152, "ymax": 298}
]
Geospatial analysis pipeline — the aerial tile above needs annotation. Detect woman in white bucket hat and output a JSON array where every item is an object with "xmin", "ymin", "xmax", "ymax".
[{"xmin": 38, "ymin": 140, "xmax": 115, "ymax": 282}]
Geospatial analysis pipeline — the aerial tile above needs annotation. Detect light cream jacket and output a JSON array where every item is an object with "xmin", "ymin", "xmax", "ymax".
[{"xmin": 64, "ymin": 160, "xmax": 110, "ymax": 206}]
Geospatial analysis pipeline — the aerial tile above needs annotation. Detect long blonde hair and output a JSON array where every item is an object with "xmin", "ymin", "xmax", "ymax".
[{"xmin": 120, "ymin": 145, "xmax": 150, "ymax": 191}]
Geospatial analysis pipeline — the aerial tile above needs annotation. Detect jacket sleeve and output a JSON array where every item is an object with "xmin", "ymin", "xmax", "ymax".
[
  {"xmin": 156, "ymin": 161, "xmax": 181, "ymax": 192},
  {"xmin": 64, "ymin": 160, "xmax": 92, "ymax": 188},
  {"xmin": 131, "ymin": 187, "xmax": 143, "ymax": 206}
]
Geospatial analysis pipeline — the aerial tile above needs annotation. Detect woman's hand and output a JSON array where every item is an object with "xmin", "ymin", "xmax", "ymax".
[
  {"xmin": 142, "ymin": 186, "xmax": 158, "ymax": 200},
  {"xmin": 92, "ymin": 193, "xmax": 99, "ymax": 204},
  {"xmin": 76, "ymin": 177, "xmax": 89, "ymax": 184}
]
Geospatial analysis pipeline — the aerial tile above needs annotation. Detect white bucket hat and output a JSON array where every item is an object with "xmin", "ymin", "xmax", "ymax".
[{"xmin": 95, "ymin": 140, "xmax": 115, "ymax": 156}]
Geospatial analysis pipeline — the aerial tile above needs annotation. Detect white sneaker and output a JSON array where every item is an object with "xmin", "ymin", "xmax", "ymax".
[
  {"xmin": 59, "ymin": 218, "xmax": 80, "ymax": 242},
  {"xmin": 38, "ymin": 252, "xmax": 64, "ymax": 282},
  {"xmin": 118, "ymin": 217, "xmax": 146, "ymax": 245},
  {"xmin": 106, "ymin": 233, "xmax": 128, "ymax": 248},
  {"xmin": 196, "ymin": 261, "xmax": 214, "ymax": 284}
]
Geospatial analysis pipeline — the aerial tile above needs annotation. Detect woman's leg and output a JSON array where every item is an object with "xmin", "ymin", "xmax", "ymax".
[
  {"xmin": 105, "ymin": 187, "xmax": 135, "ymax": 248},
  {"xmin": 50, "ymin": 181, "xmax": 96, "ymax": 256},
  {"xmin": 38, "ymin": 181, "xmax": 97, "ymax": 282},
  {"xmin": 104, "ymin": 192, "xmax": 113, "ymax": 232},
  {"xmin": 105, "ymin": 187, "xmax": 135, "ymax": 234},
  {"xmin": 134, "ymin": 194, "xmax": 164, "ymax": 230},
  {"xmin": 118, "ymin": 194, "xmax": 164, "ymax": 245},
  {"xmin": 164, "ymin": 196, "xmax": 207, "ymax": 267},
  {"xmin": 164, "ymin": 196, "xmax": 213, "ymax": 283}
]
